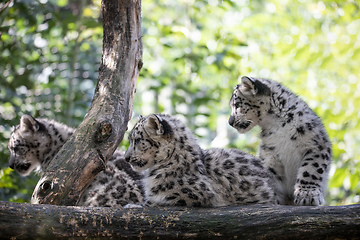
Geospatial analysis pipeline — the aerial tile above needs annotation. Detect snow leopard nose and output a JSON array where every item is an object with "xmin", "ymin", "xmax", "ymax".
[
  {"xmin": 9, "ymin": 161, "xmax": 15, "ymax": 170},
  {"xmin": 229, "ymin": 115, "xmax": 235, "ymax": 126},
  {"xmin": 8, "ymin": 156, "xmax": 15, "ymax": 169},
  {"xmin": 124, "ymin": 150, "xmax": 131, "ymax": 162}
]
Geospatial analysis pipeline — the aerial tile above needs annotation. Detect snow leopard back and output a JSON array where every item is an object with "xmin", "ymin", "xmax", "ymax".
[
  {"xmin": 8, "ymin": 114, "xmax": 144, "ymax": 207},
  {"xmin": 229, "ymin": 76, "xmax": 332, "ymax": 206},
  {"xmin": 125, "ymin": 114, "xmax": 275, "ymax": 207}
]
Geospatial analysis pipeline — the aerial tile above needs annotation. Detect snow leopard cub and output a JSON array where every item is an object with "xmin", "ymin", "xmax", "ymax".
[
  {"xmin": 8, "ymin": 114, "xmax": 144, "ymax": 207},
  {"xmin": 229, "ymin": 76, "xmax": 332, "ymax": 206},
  {"xmin": 125, "ymin": 114, "xmax": 275, "ymax": 207}
]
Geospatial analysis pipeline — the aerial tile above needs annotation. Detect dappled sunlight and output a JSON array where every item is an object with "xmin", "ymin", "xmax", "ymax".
[
  {"xmin": 0, "ymin": 0, "xmax": 359, "ymax": 205},
  {"xmin": 137, "ymin": 0, "xmax": 360, "ymax": 205}
]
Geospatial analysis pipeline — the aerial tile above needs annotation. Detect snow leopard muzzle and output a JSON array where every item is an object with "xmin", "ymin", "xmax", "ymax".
[{"xmin": 228, "ymin": 115, "xmax": 235, "ymax": 126}]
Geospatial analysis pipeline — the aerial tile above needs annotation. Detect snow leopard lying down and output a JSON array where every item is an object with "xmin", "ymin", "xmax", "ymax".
[
  {"xmin": 125, "ymin": 114, "xmax": 276, "ymax": 207},
  {"xmin": 8, "ymin": 114, "xmax": 143, "ymax": 207},
  {"xmin": 229, "ymin": 76, "xmax": 332, "ymax": 206}
]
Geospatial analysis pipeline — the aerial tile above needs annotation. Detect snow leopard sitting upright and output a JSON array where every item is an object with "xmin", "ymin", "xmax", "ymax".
[
  {"xmin": 124, "ymin": 114, "xmax": 275, "ymax": 207},
  {"xmin": 229, "ymin": 76, "xmax": 332, "ymax": 206},
  {"xmin": 8, "ymin": 114, "xmax": 144, "ymax": 207}
]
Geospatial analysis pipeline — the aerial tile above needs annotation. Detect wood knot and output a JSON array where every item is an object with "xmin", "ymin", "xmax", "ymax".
[
  {"xmin": 138, "ymin": 60, "xmax": 143, "ymax": 70},
  {"xmin": 95, "ymin": 121, "xmax": 112, "ymax": 144},
  {"xmin": 38, "ymin": 180, "xmax": 58, "ymax": 198}
]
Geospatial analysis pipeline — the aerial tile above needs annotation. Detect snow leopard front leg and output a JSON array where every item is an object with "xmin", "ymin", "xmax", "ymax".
[{"xmin": 294, "ymin": 147, "xmax": 331, "ymax": 206}]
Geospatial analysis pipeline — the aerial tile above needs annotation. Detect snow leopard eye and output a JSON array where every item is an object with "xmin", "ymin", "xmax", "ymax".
[{"xmin": 13, "ymin": 145, "xmax": 27, "ymax": 155}]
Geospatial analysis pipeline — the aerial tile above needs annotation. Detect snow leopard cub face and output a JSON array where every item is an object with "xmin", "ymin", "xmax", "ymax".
[
  {"xmin": 8, "ymin": 115, "xmax": 47, "ymax": 176},
  {"xmin": 125, "ymin": 114, "xmax": 174, "ymax": 172},
  {"xmin": 229, "ymin": 76, "xmax": 271, "ymax": 133}
]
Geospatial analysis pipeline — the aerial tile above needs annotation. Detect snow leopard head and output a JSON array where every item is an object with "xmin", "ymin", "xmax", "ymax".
[
  {"xmin": 229, "ymin": 76, "xmax": 271, "ymax": 133},
  {"xmin": 125, "ymin": 114, "xmax": 174, "ymax": 172},
  {"xmin": 8, "ymin": 115, "xmax": 46, "ymax": 176}
]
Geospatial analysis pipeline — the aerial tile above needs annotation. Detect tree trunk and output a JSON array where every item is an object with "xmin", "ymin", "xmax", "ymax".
[
  {"xmin": 0, "ymin": 201, "xmax": 359, "ymax": 239},
  {"xmin": 31, "ymin": 0, "xmax": 142, "ymax": 206}
]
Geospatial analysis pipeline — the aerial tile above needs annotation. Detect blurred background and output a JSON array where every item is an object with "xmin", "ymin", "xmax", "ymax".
[{"xmin": 0, "ymin": 0, "xmax": 359, "ymax": 205}]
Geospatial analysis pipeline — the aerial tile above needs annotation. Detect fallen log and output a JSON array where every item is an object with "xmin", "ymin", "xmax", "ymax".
[{"xmin": 0, "ymin": 201, "xmax": 359, "ymax": 239}]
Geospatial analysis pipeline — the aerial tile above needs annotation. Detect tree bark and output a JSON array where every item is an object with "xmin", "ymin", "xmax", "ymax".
[
  {"xmin": 31, "ymin": 0, "xmax": 142, "ymax": 206},
  {"xmin": 0, "ymin": 201, "xmax": 359, "ymax": 239}
]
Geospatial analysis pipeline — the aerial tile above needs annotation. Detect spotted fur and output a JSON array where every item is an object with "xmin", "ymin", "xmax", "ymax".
[
  {"xmin": 229, "ymin": 76, "xmax": 332, "ymax": 206},
  {"xmin": 125, "ymin": 114, "xmax": 275, "ymax": 207},
  {"xmin": 8, "ymin": 114, "xmax": 144, "ymax": 207}
]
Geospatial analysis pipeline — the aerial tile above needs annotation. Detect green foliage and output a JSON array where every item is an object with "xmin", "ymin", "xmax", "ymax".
[
  {"xmin": 0, "ymin": 0, "xmax": 102, "ymax": 202},
  {"xmin": 0, "ymin": 0, "xmax": 359, "ymax": 205}
]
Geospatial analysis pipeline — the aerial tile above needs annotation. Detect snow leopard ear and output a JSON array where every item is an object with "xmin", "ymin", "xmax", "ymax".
[
  {"xmin": 239, "ymin": 76, "xmax": 257, "ymax": 97},
  {"xmin": 20, "ymin": 114, "xmax": 40, "ymax": 132},
  {"xmin": 146, "ymin": 114, "xmax": 173, "ymax": 136},
  {"xmin": 240, "ymin": 76, "xmax": 270, "ymax": 97}
]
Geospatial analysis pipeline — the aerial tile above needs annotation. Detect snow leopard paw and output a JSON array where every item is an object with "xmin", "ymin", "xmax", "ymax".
[{"xmin": 294, "ymin": 188, "xmax": 324, "ymax": 206}]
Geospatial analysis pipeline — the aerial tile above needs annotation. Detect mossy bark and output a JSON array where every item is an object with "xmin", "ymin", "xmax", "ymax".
[
  {"xmin": 31, "ymin": 0, "xmax": 142, "ymax": 206},
  {"xmin": 1, "ymin": 201, "xmax": 359, "ymax": 239}
]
